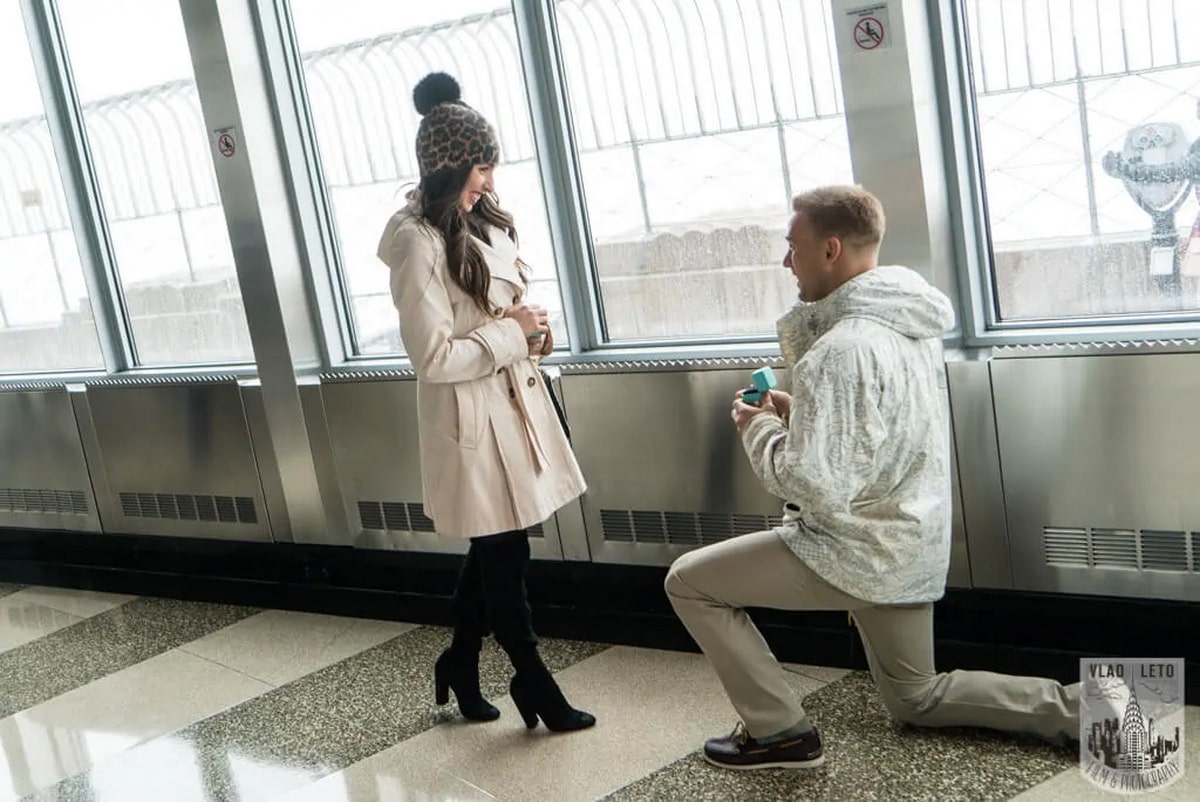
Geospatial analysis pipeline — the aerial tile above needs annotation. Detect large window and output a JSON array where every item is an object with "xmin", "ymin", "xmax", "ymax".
[
  {"xmin": 0, "ymin": 2, "xmax": 102, "ymax": 374},
  {"xmin": 56, "ymin": 0, "xmax": 254, "ymax": 366},
  {"xmin": 965, "ymin": 0, "xmax": 1200, "ymax": 323},
  {"xmin": 287, "ymin": 0, "xmax": 569, "ymax": 356},
  {"xmin": 555, "ymin": 0, "xmax": 853, "ymax": 342}
]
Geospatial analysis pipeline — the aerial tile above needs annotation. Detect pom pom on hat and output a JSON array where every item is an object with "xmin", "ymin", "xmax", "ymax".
[{"xmin": 413, "ymin": 72, "xmax": 462, "ymax": 116}]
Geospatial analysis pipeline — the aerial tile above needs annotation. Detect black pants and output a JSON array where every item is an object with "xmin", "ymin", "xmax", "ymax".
[{"xmin": 451, "ymin": 529, "xmax": 538, "ymax": 654}]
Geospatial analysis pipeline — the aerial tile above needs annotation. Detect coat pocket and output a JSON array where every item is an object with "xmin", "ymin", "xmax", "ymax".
[{"xmin": 452, "ymin": 381, "xmax": 485, "ymax": 450}]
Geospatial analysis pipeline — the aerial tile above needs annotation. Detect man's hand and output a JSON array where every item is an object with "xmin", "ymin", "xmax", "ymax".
[
  {"xmin": 763, "ymin": 389, "xmax": 791, "ymax": 422},
  {"xmin": 731, "ymin": 390, "xmax": 769, "ymax": 432},
  {"xmin": 732, "ymin": 387, "xmax": 791, "ymax": 432}
]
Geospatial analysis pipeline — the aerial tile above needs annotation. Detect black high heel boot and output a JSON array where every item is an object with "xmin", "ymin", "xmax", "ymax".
[
  {"xmin": 434, "ymin": 649, "xmax": 500, "ymax": 722},
  {"xmin": 509, "ymin": 670, "xmax": 596, "ymax": 732}
]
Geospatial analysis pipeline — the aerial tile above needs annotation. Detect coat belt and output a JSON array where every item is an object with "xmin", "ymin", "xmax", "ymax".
[{"xmin": 500, "ymin": 366, "xmax": 550, "ymax": 473}]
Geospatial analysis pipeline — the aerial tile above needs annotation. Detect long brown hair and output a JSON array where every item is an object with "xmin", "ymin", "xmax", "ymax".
[{"xmin": 418, "ymin": 164, "xmax": 528, "ymax": 314}]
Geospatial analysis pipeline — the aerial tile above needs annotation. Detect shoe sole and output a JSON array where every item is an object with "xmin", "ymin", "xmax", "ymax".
[{"xmin": 702, "ymin": 752, "xmax": 825, "ymax": 771}]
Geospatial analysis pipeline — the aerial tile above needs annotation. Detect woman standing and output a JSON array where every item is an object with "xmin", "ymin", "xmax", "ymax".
[{"xmin": 376, "ymin": 73, "xmax": 593, "ymax": 733}]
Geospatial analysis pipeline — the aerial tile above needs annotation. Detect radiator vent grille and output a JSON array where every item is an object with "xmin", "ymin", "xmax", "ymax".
[
  {"xmin": 0, "ymin": 488, "xmax": 88, "ymax": 515},
  {"xmin": 601, "ymin": 509, "xmax": 783, "ymax": 546},
  {"xmin": 1043, "ymin": 527, "xmax": 1195, "ymax": 572},
  {"xmin": 357, "ymin": 500, "xmax": 544, "ymax": 538},
  {"xmin": 119, "ymin": 492, "xmax": 257, "ymax": 524}
]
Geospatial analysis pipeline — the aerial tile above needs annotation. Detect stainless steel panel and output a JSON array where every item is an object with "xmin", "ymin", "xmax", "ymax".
[
  {"xmin": 320, "ymin": 379, "xmax": 564, "ymax": 559},
  {"xmin": 946, "ymin": 406, "xmax": 971, "ymax": 589},
  {"xmin": 86, "ymin": 383, "xmax": 271, "ymax": 541},
  {"xmin": 947, "ymin": 360, "xmax": 1012, "ymax": 588},
  {"xmin": 0, "ymin": 388, "xmax": 100, "ymax": 532},
  {"xmin": 992, "ymin": 354, "xmax": 1200, "ymax": 601},
  {"xmin": 297, "ymin": 380, "xmax": 353, "ymax": 547},
  {"xmin": 179, "ymin": 0, "xmax": 335, "ymax": 546},
  {"xmin": 561, "ymin": 370, "xmax": 783, "ymax": 566},
  {"xmin": 239, "ymin": 381, "xmax": 290, "ymax": 541}
]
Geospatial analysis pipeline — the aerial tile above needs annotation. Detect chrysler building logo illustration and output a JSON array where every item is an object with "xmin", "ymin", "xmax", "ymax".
[{"xmin": 1081, "ymin": 658, "xmax": 1185, "ymax": 794}]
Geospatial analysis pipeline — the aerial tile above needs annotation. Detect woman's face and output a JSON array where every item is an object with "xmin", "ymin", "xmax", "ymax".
[{"xmin": 459, "ymin": 164, "xmax": 495, "ymax": 211}]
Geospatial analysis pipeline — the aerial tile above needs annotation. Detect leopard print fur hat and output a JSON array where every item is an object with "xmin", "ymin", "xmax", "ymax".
[{"xmin": 412, "ymin": 73, "xmax": 499, "ymax": 178}]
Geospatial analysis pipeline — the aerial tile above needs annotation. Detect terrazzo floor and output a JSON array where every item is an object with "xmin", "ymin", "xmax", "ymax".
[{"xmin": 0, "ymin": 583, "xmax": 1192, "ymax": 801}]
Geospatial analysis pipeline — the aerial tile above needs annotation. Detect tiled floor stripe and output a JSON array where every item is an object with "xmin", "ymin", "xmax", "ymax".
[
  {"xmin": 0, "ymin": 589, "xmax": 132, "ymax": 655},
  {"xmin": 280, "ymin": 647, "xmax": 843, "ymax": 802},
  {"xmin": 0, "ymin": 611, "xmax": 411, "ymax": 801},
  {"xmin": 0, "ymin": 597, "xmax": 259, "ymax": 720},
  {"xmin": 604, "ymin": 671, "xmax": 1077, "ymax": 802},
  {"xmin": 0, "ymin": 586, "xmax": 24, "ymax": 601},
  {"xmin": 29, "ymin": 627, "xmax": 606, "ymax": 801}
]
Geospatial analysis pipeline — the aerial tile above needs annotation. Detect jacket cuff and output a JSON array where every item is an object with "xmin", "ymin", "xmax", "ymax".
[
  {"xmin": 469, "ymin": 318, "xmax": 528, "ymax": 370},
  {"xmin": 741, "ymin": 411, "xmax": 786, "ymax": 452}
]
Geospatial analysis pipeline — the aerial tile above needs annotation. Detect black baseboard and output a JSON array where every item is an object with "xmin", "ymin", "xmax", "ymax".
[{"xmin": 1, "ymin": 528, "xmax": 1196, "ymax": 699}]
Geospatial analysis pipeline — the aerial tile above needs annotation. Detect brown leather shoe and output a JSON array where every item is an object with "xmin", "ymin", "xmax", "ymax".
[{"xmin": 703, "ymin": 722, "xmax": 825, "ymax": 770}]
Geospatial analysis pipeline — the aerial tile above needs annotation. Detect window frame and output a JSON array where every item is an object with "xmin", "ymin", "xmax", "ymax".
[{"xmin": 938, "ymin": 0, "xmax": 1200, "ymax": 349}]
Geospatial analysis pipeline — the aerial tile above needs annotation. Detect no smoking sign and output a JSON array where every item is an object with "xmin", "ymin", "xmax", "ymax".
[
  {"xmin": 847, "ymin": 4, "xmax": 891, "ymax": 52},
  {"xmin": 214, "ymin": 126, "xmax": 238, "ymax": 158}
]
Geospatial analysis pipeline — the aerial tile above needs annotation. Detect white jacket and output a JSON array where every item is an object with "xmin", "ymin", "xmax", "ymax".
[{"xmin": 740, "ymin": 265, "xmax": 956, "ymax": 604}]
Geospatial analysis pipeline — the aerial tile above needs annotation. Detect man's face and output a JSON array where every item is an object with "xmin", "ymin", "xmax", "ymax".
[{"xmin": 783, "ymin": 213, "xmax": 836, "ymax": 302}]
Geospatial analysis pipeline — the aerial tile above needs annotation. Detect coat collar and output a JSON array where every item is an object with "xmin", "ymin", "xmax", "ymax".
[
  {"xmin": 473, "ymin": 226, "xmax": 525, "ymax": 295},
  {"xmin": 402, "ymin": 192, "xmax": 526, "ymax": 299}
]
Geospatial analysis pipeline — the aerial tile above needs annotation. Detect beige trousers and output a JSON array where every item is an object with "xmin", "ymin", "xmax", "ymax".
[{"xmin": 665, "ymin": 529, "xmax": 1080, "ymax": 742}]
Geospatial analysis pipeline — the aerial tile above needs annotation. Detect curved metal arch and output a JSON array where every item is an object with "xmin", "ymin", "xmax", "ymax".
[
  {"xmin": 152, "ymin": 89, "xmax": 204, "ymax": 208},
  {"xmin": 387, "ymin": 36, "xmax": 444, "ymax": 168},
  {"xmin": 593, "ymin": 0, "xmax": 654, "ymax": 141},
  {"xmin": 376, "ymin": 45, "xmax": 425, "ymax": 178},
  {"xmin": 683, "ymin": 0, "xmax": 725, "ymax": 133},
  {"xmin": 623, "ymin": 0, "xmax": 672, "ymax": 137},
  {"xmin": 106, "ymin": 99, "xmax": 161, "ymax": 216},
  {"xmin": 553, "ymin": 2, "xmax": 605, "ymax": 149},
  {"xmin": 435, "ymin": 22, "xmax": 512, "ymax": 152},
  {"xmin": 335, "ymin": 48, "xmax": 395, "ymax": 184},
  {"xmin": 711, "ymin": 0, "xmax": 747, "ymax": 128},
  {"xmin": 172, "ymin": 87, "xmax": 223, "ymax": 204},
  {"xmin": 647, "ymin": 0, "xmax": 698, "ymax": 133},
  {"xmin": 576, "ymin": 1, "xmax": 638, "ymax": 145},
  {"xmin": 750, "ymin": 0, "xmax": 783, "ymax": 123},
  {"xmin": 359, "ymin": 40, "xmax": 409, "ymax": 178},
  {"xmin": 566, "ymin": 0, "xmax": 628, "ymax": 146},
  {"xmin": 78, "ymin": 111, "xmax": 137, "ymax": 220},
  {"xmin": 475, "ymin": 16, "xmax": 530, "ymax": 160},
  {"xmin": 311, "ymin": 53, "xmax": 381, "ymax": 183},
  {"xmin": 0, "ymin": 137, "xmax": 32, "ymax": 236},
  {"xmin": 123, "ymin": 95, "xmax": 180, "ymax": 211},
  {"xmin": 818, "ymin": 0, "xmax": 843, "ymax": 114},
  {"xmin": 12, "ymin": 121, "xmax": 69, "ymax": 229},
  {"xmin": 785, "ymin": 0, "xmax": 819, "ymax": 118},
  {"xmin": 303, "ymin": 58, "xmax": 360, "ymax": 185},
  {"xmin": 481, "ymin": 18, "xmax": 530, "ymax": 157}
]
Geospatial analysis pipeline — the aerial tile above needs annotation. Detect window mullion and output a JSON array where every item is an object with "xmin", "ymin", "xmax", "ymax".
[
  {"xmin": 511, "ymin": 0, "xmax": 605, "ymax": 353},
  {"xmin": 20, "ymin": 0, "xmax": 136, "ymax": 372}
]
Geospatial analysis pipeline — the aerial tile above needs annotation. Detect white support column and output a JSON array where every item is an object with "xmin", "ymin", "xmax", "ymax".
[
  {"xmin": 830, "ymin": 0, "xmax": 963, "ymax": 331},
  {"xmin": 177, "ymin": 0, "xmax": 345, "ymax": 544}
]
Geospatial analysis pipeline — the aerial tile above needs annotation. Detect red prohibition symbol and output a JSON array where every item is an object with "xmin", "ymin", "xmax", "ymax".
[{"xmin": 854, "ymin": 17, "xmax": 884, "ymax": 50}]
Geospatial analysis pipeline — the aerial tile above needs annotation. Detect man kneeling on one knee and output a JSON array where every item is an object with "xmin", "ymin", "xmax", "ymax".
[{"xmin": 665, "ymin": 185, "xmax": 1080, "ymax": 771}]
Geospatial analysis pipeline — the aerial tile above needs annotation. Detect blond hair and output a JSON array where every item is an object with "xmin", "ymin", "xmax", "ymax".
[{"xmin": 791, "ymin": 185, "xmax": 885, "ymax": 249}]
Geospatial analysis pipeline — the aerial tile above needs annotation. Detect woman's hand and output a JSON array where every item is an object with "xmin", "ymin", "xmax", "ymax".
[
  {"xmin": 528, "ymin": 326, "xmax": 554, "ymax": 357},
  {"xmin": 504, "ymin": 302, "xmax": 549, "ymax": 338}
]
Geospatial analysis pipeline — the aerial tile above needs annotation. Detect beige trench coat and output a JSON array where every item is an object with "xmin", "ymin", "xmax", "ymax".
[{"xmin": 376, "ymin": 200, "xmax": 587, "ymax": 538}]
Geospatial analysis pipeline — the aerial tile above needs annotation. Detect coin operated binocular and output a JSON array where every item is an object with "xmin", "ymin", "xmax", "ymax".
[{"xmin": 1102, "ymin": 121, "xmax": 1200, "ymax": 291}]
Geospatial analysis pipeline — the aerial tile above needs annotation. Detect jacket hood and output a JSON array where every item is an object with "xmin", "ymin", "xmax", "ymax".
[{"xmin": 777, "ymin": 265, "xmax": 955, "ymax": 364}]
